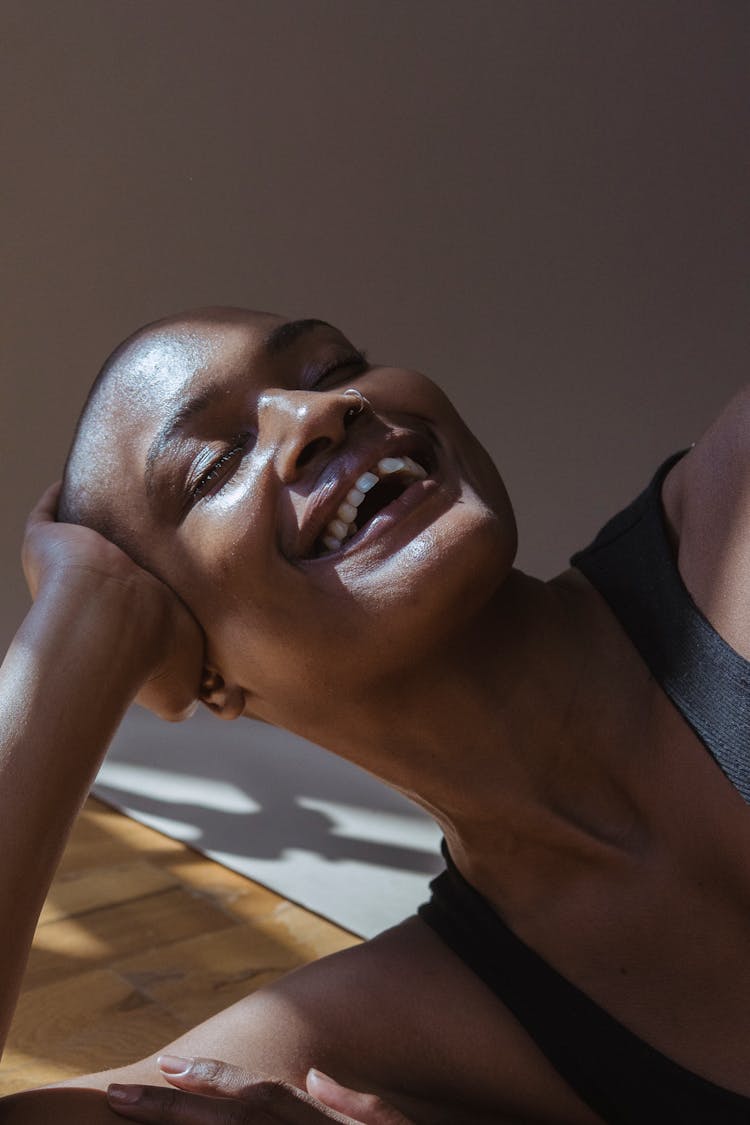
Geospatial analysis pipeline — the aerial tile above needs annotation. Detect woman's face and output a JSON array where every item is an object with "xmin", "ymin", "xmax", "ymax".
[{"xmin": 83, "ymin": 308, "xmax": 516, "ymax": 729}]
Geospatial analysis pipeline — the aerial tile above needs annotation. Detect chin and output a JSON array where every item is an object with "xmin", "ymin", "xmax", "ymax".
[{"xmin": 349, "ymin": 499, "xmax": 517, "ymax": 665}]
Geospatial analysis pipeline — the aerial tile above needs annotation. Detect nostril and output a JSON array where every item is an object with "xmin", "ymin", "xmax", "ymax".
[{"xmin": 296, "ymin": 435, "xmax": 332, "ymax": 469}]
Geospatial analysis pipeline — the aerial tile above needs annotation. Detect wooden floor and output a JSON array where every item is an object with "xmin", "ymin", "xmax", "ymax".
[{"xmin": 0, "ymin": 797, "xmax": 359, "ymax": 1095}]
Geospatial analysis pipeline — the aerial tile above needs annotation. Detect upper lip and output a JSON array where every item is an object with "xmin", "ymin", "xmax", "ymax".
[{"xmin": 291, "ymin": 429, "xmax": 435, "ymax": 560}]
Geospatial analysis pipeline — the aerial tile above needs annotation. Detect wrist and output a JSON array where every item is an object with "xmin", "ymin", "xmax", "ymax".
[{"xmin": 30, "ymin": 571, "xmax": 160, "ymax": 687}]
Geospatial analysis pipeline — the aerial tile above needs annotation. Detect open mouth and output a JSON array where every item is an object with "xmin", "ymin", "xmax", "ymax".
[{"xmin": 314, "ymin": 455, "xmax": 428, "ymax": 558}]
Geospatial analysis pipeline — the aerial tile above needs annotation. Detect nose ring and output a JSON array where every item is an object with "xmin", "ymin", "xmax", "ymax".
[{"xmin": 343, "ymin": 387, "xmax": 369, "ymax": 417}]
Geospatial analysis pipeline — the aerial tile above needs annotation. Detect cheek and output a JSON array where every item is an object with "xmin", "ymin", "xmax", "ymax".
[
  {"xmin": 193, "ymin": 569, "xmax": 304, "ymax": 680},
  {"xmin": 199, "ymin": 605, "xmax": 274, "ymax": 707},
  {"xmin": 168, "ymin": 498, "xmax": 276, "ymax": 627},
  {"xmin": 366, "ymin": 368, "xmax": 511, "ymax": 511},
  {"xmin": 203, "ymin": 608, "xmax": 341, "ymax": 730}
]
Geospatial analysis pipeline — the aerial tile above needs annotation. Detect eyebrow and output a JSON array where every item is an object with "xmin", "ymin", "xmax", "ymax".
[
  {"xmin": 144, "ymin": 318, "xmax": 336, "ymax": 495},
  {"xmin": 264, "ymin": 317, "xmax": 335, "ymax": 355}
]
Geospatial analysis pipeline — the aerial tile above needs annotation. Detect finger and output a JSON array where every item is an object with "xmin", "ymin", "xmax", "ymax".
[
  {"xmin": 158, "ymin": 1055, "xmax": 259, "ymax": 1097},
  {"xmin": 109, "ymin": 1079, "xmax": 358, "ymax": 1124},
  {"xmin": 21, "ymin": 482, "xmax": 64, "ymax": 593},
  {"xmin": 157, "ymin": 1054, "xmax": 375, "ymax": 1124},
  {"xmin": 25, "ymin": 481, "xmax": 63, "ymax": 531},
  {"xmin": 107, "ymin": 1083, "xmax": 266, "ymax": 1123},
  {"xmin": 306, "ymin": 1071, "xmax": 412, "ymax": 1125},
  {"xmin": 22, "ymin": 482, "xmax": 62, "ymax": 568}
]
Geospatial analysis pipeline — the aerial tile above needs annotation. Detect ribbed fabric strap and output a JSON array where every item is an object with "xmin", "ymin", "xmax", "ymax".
[{"xmin": 571, "ymin": 449, "xmax": 750, "ymax": 805}]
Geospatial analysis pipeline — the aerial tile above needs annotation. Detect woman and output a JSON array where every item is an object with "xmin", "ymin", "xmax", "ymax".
[{"xmin": 1, "ymin": 306, "xmax": 749, "ymax": 1124}]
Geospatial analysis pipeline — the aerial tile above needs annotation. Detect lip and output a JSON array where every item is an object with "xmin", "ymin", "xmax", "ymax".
[
  {"xmin": 291, "ymin": 429, "xmax": 438, "ymax": 561},
  {"xmin": 301, "ymin": 474, "xmax": 449, "ymax": 568}
]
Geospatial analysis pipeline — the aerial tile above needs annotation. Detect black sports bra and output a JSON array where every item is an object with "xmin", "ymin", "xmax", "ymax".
[
  {"xmin": 571, "ymin": 448, "xmax": 750, "ymax": 805},
  {"xmin": 419, "ymin": 451, "xmax": 750, "ymax": 1123},
  {"xmin": 419, "ymin": 844, "xmax": 750, "ymax": 1124}
]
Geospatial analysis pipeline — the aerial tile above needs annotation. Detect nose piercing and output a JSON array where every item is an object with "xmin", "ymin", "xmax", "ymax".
[{"xmin": 343, "ymin": 387, "xmax": 369, "ymax": 417}]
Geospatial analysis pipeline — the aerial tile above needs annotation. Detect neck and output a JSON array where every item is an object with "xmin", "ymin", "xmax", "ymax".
[{"xmin": 308, "ymin": 568, "xmax": 654, "ymax": 913}]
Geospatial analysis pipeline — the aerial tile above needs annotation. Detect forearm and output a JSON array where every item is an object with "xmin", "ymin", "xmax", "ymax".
[{"xmin": 0, "ymin": 577, "xmax": 150, "ymax": 1053}]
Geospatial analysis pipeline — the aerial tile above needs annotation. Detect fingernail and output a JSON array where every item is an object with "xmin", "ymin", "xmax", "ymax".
[
  {"xmin": 107, "ymin": 1084, "xmax": 142, "ymax": 1104},
  {"xmin": 158, "ymin": 1054, "xmax": 194, "ymax": 1076},
  {"xmin": 307, "ymin": 1067, "xmax": 340, "ymax": 1089}
]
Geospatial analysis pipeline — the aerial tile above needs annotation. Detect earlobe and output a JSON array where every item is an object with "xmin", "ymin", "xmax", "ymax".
[{"xmin": 199, "ymin": 668, "xmax": 246, "ymax": 721}]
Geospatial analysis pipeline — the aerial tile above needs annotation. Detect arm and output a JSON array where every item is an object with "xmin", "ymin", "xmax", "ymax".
[{"xmin": 0, "ymin": 485, "xmax": 202, "ymax": 1055}]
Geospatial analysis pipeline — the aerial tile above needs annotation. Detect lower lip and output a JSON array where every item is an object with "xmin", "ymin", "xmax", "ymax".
[{"xmin": 302, "ymin": 477, "xmax": 446, "ymax": 566}]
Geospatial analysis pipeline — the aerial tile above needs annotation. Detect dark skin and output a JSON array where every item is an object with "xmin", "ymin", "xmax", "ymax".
[{"xmin": 2, "ymin": 307, "xmax": 750, "ymax": 1123}]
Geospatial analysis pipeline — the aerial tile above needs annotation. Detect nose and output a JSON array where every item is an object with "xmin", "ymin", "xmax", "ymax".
[{"xmin": 257, "ymin": 388, "xmax": 366, "ymax": 482}]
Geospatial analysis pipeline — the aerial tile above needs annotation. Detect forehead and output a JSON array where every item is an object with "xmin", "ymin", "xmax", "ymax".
[
  {"xmin": 104, "ymin": 309, "xmax": 285, "ymax": 412},
  {"xmin": 70, "ymin": 310, "xmax": 285, "ymax": 546},
  {"xmin": 82, "ymin": 309, "xmax": 365, "ymax": 540}
]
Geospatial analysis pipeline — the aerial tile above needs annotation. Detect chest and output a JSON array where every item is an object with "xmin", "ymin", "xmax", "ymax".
[{"xmin": 512, "ymin": 687, "xmax": 750, "ymax": 1102}]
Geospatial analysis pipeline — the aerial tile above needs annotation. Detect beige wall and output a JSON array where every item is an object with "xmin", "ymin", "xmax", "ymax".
[{"xmin": 2, "ymin": 0, "xmax": 748, "ymax": 650}]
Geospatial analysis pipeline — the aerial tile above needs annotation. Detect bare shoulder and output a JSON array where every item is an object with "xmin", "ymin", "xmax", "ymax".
[
  {"xmin": 661, "ymin": 383, "xmax": 750, "ymax": 658},
  {"xmin": 3, "ymin": 916, "xmax": 599, "ymax": 1124}
]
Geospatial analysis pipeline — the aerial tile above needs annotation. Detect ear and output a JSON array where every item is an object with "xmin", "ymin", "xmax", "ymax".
[{"xmin": 199, "ymin": 668, "xmax": 246, "ymax": 721}]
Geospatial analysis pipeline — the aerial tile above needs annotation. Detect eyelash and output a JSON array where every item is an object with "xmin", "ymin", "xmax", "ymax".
[
  {"xmin": 191, "ymin": 432, "xmax": 251, "ymax": 502},
  {"xmin": 189, "ymin": 349, "xmax": 370, "ymax": 504},
  {"xmin": 305, "ymin": 348, "xmax": 369, "ymax": 388}
]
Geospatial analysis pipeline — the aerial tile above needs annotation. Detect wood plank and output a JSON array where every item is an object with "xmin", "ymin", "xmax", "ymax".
[
  {"xmin": 24, "ymin": 887, "xmax": 237, "ymax": 991},
  {"xmin": 161, "ymin": 854, "xmax": 287, "ymax": 913},
  {"xmin": 113, "ymin": 920, "xmax": 323, "ymax": 1026},
  {"xmin": 0, "ymin": 1061, "xmax": 83, "ymax": 1094},
  {"xmin": 57, "ymin": 835, "xmax": 145, "ymax": 876},
  {"xmin": 1, "ymin": 797, "xmax": 357, "ymax": 1095},
  {"xmin": 57, "ymin": 801, "xmax": 184, "ymax": 875},
  {"xmin": 4, "ymin": 1003, "xmax": 184, "ymax": 1078},
  {"xmin": 228, "ymin": 899, "xmax": 359, "ymax": 960},
  {"xmin": 4, "ymin": 969, "xmax": 150, "ymax": 1055},
  {"xmin": 82, "ymin": 803, "xmax": 187, "ymax": 852},
  {"xmin": 39, "ymin": 862, "xmax": 178, "ymax": 924},
  {"xmin": 0, "ymin": 969, "xmax": 184, "ymax": 1092}
]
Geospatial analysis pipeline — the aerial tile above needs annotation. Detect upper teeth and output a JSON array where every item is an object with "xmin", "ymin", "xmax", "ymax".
[{"xmin": 320, "ymin": 456, "xmax": 427, "ymax": 553}]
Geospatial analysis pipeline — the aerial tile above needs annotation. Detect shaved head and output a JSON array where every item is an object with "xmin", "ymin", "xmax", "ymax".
[
  {"xmin": 51, "ymin": 304, "xmax": 516, "ymax": 737},
  {"xmin": 57, "ymin": 306, "xmax": 283, "ymax": 557}
]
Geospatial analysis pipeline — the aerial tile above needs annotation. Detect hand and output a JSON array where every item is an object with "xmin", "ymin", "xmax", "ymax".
[
  {"xmin": 106, "ymin": 1055, "xmax": 415, "ymax": 1124},
  {"xmin": 22, "ymin": 483, "xmax": 204, "ymax": 720}
]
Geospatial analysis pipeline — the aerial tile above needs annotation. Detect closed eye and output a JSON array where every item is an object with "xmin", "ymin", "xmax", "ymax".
[
  {"xmin": 303, "ymin": 349, "xmax": 369, "ymax": 390},
  {"xmin": 189, "ymin": 432, "xmax": 253, "ymax": 504}
]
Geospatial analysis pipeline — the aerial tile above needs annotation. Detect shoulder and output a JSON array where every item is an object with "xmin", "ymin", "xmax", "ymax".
[{"xmin": 661, "ymin": 383, "xmax": 750, "ymax": 658}]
